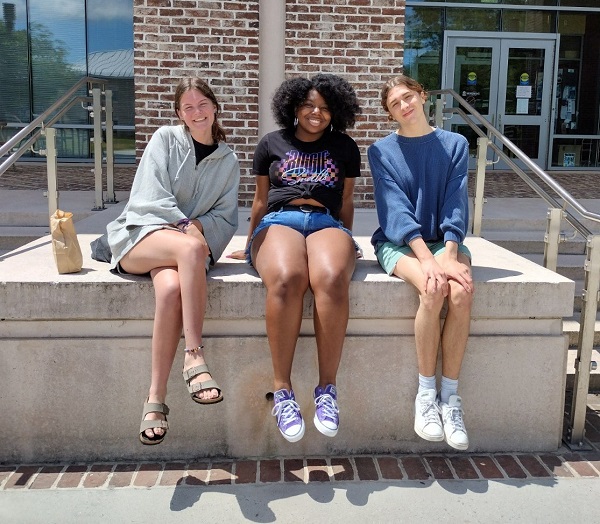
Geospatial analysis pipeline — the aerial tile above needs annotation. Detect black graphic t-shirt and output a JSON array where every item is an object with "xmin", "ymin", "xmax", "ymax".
[{"xmin": 252, "ymin": 129, "xmax": 361, "ymax": 218}]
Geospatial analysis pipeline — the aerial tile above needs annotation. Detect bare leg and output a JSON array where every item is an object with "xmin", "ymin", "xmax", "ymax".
[
  {"xmin": 120, "ymin": 229, "xmax": 218, "ymax": 439},
  {"xmin": 393, "ymin": 254, "xmax": 445, "ymax": 377},
  {"xmin": 143, "ymin": 267, "xmax": 183, "ymax": 438},
  {"xmin": 305, "ymin": 228, "xmax": 355, "ymax": 387},
  {"xmin": 252, "ymin": 225, "xmax": 309, "ymax": 392},
  {"xmin": 439, "ymin": 253, "xmax": 473, "ymax": 379}
]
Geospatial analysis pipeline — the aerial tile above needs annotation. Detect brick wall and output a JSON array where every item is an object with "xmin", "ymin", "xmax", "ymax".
[{"xmin": 133, "ymin": 0, "xmax": 405, "ymax": 208}]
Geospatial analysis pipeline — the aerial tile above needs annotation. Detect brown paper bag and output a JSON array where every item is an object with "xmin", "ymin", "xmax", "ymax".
[{"xmin": 50, "ymin": 209, "xmax": 83, "ymax": 274}]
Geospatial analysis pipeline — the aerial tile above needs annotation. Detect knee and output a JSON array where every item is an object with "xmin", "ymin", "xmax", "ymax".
[
  {"xmin": 419, "ymin": 289, "xmax": 445, "ymax": 313},
  {"xmin": 181, "ymin": 236, "xmax": 210, "ymax": 264},
  {"xmin": 311, "ymin": 267, "xmax": 351, "ymax": 300},
  {"xmin": 448, "ymin": 282, "xmax": 473, "ymax": 312},
  {"xmin": 155, "ymin": 276, "xmax": 182, "ymax": 311},
  {"xmin": 267, "ymin": 268, "xmax": 309, "ymax": 300}
]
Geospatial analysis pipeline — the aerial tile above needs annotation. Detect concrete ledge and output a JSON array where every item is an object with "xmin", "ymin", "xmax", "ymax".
[{"xmin": 0, "ymin": 208, "xmax": 575, "ymax": 462}]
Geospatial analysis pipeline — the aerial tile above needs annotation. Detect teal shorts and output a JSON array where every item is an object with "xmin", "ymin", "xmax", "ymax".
[{"xmin": 375, "ymin": 240, "xmax": 472, "ymax": 276}]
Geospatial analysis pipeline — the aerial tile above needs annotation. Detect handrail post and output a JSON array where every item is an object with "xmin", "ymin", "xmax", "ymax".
[
  {"xmin": 566, "ymin": 235, "xmax": 600, "ymax": 449},
  {"xmin": 472, "ymin": 136, "xmax": 488, "ymax": 236},
  {"xmin": 45, "ymin": 127, "xmax": 59, "ymax": 216},
  {"xmin": 91, "ymin": 87, "xmax": 105, "ymax": 210},
  {"xmin": 543, "ymin": 208, "xmax": 563, "ymax": 272},
  {"xmin": 435, "ymin": 98, "xmax": 444, "ymax": 129},
  {"xmin": 104, "ymin": 89, "xmax": 117, "ymax": 204}
]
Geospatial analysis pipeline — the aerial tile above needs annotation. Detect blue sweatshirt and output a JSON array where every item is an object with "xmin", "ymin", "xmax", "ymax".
[{"xmin": 369, "ymin": 127, "xmax": 469, "ymax": 248}]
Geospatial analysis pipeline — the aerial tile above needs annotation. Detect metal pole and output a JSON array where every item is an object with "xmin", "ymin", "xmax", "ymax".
[
  {"xmin": 472, "ymin": 136, "xmax": 488, "ymax": 236},
  {"xmin": 435, "ymin": 98, "xmax": 444, "ymax": 129},
  {"xmin": 543, "ymin": 208, "xmax": 563, "ymax": 272},
  {"xmin": 45, "ymin": 127, "xmax": 59, "ymax": 216},
  {"xmin": 91, "ymin": 88, "xmax": 104, "ymax": 210},
  {"xmin": 104, "ymin": 90, "xmax": 117, "ymax": 203},
  {"xmin": 566, "ymin": 235, "xmax": 600, "ymax": 449}
]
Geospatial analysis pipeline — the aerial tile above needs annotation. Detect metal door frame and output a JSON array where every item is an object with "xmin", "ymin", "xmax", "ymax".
[{"xmin": 443, "ymin": 31, "xmax": 559, "ymax": 170}]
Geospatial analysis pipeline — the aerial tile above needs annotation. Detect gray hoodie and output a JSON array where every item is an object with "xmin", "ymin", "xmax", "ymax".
[{"xmin": 107, "ymin": 124, "xmax": 240, "ymax": 271}]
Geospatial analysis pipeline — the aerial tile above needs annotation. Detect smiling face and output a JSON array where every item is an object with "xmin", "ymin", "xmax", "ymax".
[
  {"xmin": 386, "ymin": 84, "xmax": 428, "ymax": 128},
  {"xmin": 294, "ymin": 89, "xmax": 332, "ymax": 142},
  {"xmin": 176, "ymin": 88, "xmax": 216, "ymax": 144}
]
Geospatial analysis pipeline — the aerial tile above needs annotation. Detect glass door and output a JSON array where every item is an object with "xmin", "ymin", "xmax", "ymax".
[{"xmin": 443, "ymin": 32, "xmax": 557, "ymax": 170}]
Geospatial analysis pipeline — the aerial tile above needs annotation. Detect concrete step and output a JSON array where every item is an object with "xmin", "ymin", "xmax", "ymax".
[
  {"xmin": 478, "ymin": 198, "xmax": 600, "ymax": 235},
  {"xmin": 0, "ymin": 225, "xmax": 51, "ymax": 251},
  {"xmin": 566, "ymin": 347, "xmax": 600, "ymax": 391},
  {"xmin": 481, "ymin": 230, "xmax": 587, "ymax": 255},
  {"xmin": 563, "ymin": 312, "xmax": 600, "ymax": 347},
  {"xmin": 521, "ymin": 253, "xmax": 586, "ymax": 282}
]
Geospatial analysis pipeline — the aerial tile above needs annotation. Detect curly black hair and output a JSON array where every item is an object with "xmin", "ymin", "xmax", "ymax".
[{"xmin": 271, "ymin": 74, "xmax": 361, "ymax": 133}]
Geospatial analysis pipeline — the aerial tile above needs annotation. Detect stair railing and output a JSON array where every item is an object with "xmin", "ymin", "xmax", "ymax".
[
  {"xmin": 0, "ymin": 76, "xmax": 115, "ymax": 215},
  {"xmin": 429, "ymin": 88, "xmax": 600, "ymax": 450}
]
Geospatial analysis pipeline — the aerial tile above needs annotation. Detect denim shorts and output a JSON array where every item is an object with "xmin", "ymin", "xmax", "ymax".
[
  {"xmin": 375, "ymin": 240, "xmax": 472, "ymax": 276},
  {"xmin": 245, "ymin": 207, "xmax": 355, "ymax": 266}
]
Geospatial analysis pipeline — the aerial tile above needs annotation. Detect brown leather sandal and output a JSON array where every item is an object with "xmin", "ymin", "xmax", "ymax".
[{"xmin": 139, "ymin": 400, "xmax": 169, "ymax": 445}]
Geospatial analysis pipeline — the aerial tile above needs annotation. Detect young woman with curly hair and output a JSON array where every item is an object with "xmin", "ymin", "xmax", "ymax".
[{"xmin": 230, "ymin": 74, "xmax": 362, "ymax": 442}]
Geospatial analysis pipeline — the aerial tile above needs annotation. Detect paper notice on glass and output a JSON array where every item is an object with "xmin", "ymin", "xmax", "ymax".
[
  {"xmin": 516, "ymin": 85, "xmax": 532, "ymax": 99},
  {"xmin": 516, "ymin": 98, "xmax": 529, "ymax": 114}
]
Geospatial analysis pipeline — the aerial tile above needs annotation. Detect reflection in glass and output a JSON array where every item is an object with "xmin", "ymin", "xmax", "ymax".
[
  {"xmin": 503, "ymin": 125, "xmax": 539, "ymax": 159},
  {"xmin": 29, "ymin": 0, "xmax": 86, "ymax": 125},
  {"xmin": 446, "ymin": 8, "xmax": 500, "ymax": 32},
  {"xmin": 453, "ymin": 47, "xmax": 492, "ymax": 114},
  {"xmin": 504, "ymin": 49, "xmax": 544, "ymax": 117},
  {"xmin": 404, "ymin": 7, "xmax": 443, "ymax": 90},
  {"xmin": 502, "ymin": 10, "xmax": 553, "ymax": 33},
  {"xmin": 450, "ymin": 124, "xmax": 487, "ymax": 158},
  {"xmin": 87, "ymin": 0, "xmax": 134, "ymax": 159},
  {"xmin": 0, "ymin": 0, "xmax": 29, "ymax": 130}
]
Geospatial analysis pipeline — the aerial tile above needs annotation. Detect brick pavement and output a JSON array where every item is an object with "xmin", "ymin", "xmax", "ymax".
[
  {"xmin": 1, "ymin": 450, "xmax": 599, "ymax": 491},
  {"xmin": 1, "ymin": 163, "xmax": 600, "ymax": 199},
  {"xmin": 1, "ymin": 395, "xmax": 599, "ymax": 491}
]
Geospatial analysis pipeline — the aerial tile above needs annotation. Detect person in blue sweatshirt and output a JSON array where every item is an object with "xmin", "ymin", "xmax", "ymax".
[{"xmin": 369, "ymin": 74, "xmax": 474, "ymax": 451}]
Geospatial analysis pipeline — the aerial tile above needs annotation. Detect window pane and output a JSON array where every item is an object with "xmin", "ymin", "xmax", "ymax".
[
  {"xmin": 87, "ymin": 0, "xmax": 134, "ymax": 160},
  {"xmin": 404, "ymin": 7, "xmax": 443, "ymax": 90},
  {"xmin": 446, "ymin": 8, "xmax": 501, "ymax": 31},
  {"xmin": 560, "ymin": 0, "xmax": 600, "ymax": 7},
  {"xmin": 502, "ymin": 10, "xmax": 554, "ymax": 32},
  {"xmin": 0, "ymin": 0, "xmax": 29, "ymax": 131},
  {"xmin": 29, "ymin": 0, "xmax": 87, "ymax": 124}
]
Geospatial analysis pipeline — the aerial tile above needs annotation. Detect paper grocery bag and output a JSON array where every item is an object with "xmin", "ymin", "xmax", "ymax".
[{"xmin": 50, "ymin": 209, "xmax": 83, "ymax": 274}]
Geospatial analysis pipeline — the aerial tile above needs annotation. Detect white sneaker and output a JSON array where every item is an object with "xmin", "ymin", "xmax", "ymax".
[
  {"xmin": 440, "ymin": 394, "xmax": 469, "ymax": 451},
  {"xmin": 414, "ymin": 389, "xmax": 444, "ymax": 442}
]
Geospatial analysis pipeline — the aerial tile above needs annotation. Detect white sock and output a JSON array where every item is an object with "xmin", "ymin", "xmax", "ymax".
[
  {"xmin": 418, "ymin": 374, "xmax": 437, "ymax": 394},
  {"xmin": 440, "ymin": 376, "xmax": 458, "ymax": 404}
]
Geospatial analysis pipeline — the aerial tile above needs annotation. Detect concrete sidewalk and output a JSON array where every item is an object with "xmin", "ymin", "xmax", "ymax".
[{"xmin": 2, "ymin": 475, "xmax": 599, "ymax": 523}]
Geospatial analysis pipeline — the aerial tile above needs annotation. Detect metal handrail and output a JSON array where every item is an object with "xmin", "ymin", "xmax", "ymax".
[
  {"xmin": 429, "ymin": 89, "xmax": 600, "ymax": 235},
  {"xmin": 0, "ymin": 76, "xmax": 106, "ymax": 172},
  {"xmin": 0, "ymin": 76, "xmax": 115, "ymax": 212},
  {"xmin": 430, "ymin": 88, "xmax": 599, "ymax": 450}
]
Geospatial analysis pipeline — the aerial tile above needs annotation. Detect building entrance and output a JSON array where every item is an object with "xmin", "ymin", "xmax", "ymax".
[{"xmin": 443, "ymin": 32, "xmax": 557, "ymax": 170}]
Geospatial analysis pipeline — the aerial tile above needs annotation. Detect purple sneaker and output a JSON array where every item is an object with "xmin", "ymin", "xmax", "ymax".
[
  {"xmin": 271, "ymin": 389, "xmax": 305, "ymax": 442},
  {"xmin": 313, "ymin": 384, "xmax": 339, "ymax": 437}
]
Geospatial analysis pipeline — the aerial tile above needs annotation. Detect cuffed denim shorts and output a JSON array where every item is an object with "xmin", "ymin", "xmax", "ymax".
[
  {"xmin": 375, "ymin": 240, "xmax": 472, "ymax": 276},
  {"xmin": 245, "ymin": 207, "xmax": 355, "ymax": 266}
]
